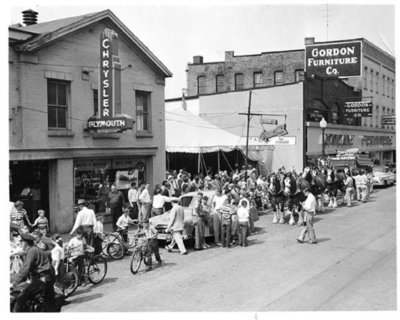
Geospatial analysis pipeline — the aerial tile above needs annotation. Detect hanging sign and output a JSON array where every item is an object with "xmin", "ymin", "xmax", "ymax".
[
  {"xmin": 343, "ymin": 101, "xmax": 372, "ymax": 117},
  {"xmin": 267, "ymin": 136, "xmax": 296, "ymax": 145},
  {"xmin": 87, "ymin": 28, "xmax": 134, "ymax": 133},
  {"xmin": 381, "ymin": 115, "xmax": 396, "ymax": 125},
  {"xmin": 305, "ymin": 41, "xmax": 362, "ymax": 78},
  {"xmin": 259, "ymin": 124, "xmax": 288, "ymax": 141}
]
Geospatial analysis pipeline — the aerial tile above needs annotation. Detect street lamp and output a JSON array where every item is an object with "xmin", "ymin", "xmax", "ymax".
[{"xmin": 319, "ymin": 117, "xmax": 327, "ymax": 158}]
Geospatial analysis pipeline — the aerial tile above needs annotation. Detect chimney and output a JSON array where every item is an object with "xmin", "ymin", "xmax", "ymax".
[
  {"xmin": 304, "ymin": 37, "xmax": 315, "ymax": 45},
  {"xmin": 225, "ymin": 51, "xmax": 234, "ymax": 61},
  {"xmin": 22, "ymin": 9, "xmax": 38, "ymax": 26},
  {"xmin": 193, "ymin": 56, "xmax": 203, "ymax": 64}
]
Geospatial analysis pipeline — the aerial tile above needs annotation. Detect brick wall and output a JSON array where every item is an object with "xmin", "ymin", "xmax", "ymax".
[{"xmin": 186, "ymin": 50, "xmax": 305, "ymax": 96}]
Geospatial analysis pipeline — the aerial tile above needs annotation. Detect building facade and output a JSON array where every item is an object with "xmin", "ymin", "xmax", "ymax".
[
  {"xmin": 9, "ymin": 10, "xmax": 172, "ymax": 233},
  {"xmin": 181, "ymin": 37, "xmax": 395, "ymax": 169}
]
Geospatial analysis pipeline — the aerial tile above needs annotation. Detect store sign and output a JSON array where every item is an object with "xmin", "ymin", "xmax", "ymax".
[
  {"xmin": 267, "ymin": 136, "xmax": 296, "ymax": 145},
  {"xmin": 305, "ymin": 41, "xmax": 362, "ymax": 78},
  {"xmin": 381, "ymin": 115, "xmax": 396, "ymax": 125},
  {"xmin": 361, "ymin": 135, "xmax": 393, "ymax": 146},
  {"xmin": 87, "ymin": 28, "xmax": 134, "ymax": 133},
  {"xmin": 259, "ymin": 124, "xmax": 288, "ymax": 141},
  {"xmin": 325, "ymin": 134, "xmax": 354, "ymax": 146},
  {"xmin": 343, "ymin": 101, "xmax": 372, "ymax": 117},
  {"xmin": 260, "ymin": 118, "xmax": 278, "ymax": 125}
]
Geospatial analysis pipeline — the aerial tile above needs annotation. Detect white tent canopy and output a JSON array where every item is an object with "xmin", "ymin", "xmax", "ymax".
[{"xmin": 165, "ymin": 107, "xmax": 269, "ymax": 153}]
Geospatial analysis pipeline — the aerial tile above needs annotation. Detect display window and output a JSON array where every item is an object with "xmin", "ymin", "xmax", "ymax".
[{"xmin": 74, "ymin": 157, "xmax": 146, "ymax": 213}]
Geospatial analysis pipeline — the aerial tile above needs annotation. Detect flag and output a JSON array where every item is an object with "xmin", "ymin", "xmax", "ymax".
[{"xmin": 182, "ymin": 89, "xmax": 187, "ymax": 110}]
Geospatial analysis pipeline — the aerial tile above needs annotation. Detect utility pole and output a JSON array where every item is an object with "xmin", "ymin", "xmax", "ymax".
[{"xmin": 244, "ymin": 91, "xmax": 252, "ymax": 182}]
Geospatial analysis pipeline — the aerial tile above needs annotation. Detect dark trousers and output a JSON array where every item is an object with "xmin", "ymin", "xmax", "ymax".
[
  {"xmin": 239, "ymin": 222, "xmax": 249, "ymax": 246},
  {"xmin": 82, "ymin": 225, "xmax": 94, "ymax": 247},
  {"xmin": 130, "ymin": 203, "xmax": 139, "ymax": 220},
  {"xmin": 14, "ymin": 273, "xmax": 55, "ymax": 312},
  {"xmin": 145, "ymin": 239, "xmax": 161, "ymax": 267},
  {"xmin": 110, "ymin": 206, "xmax": 123, "ymax": 231},
  {"xmin": 221, "ymin": 221, "xmax": 231, "ymax": 247},
  {"xmin": 194, "ymin": 217, "xmax": 204, "ymax": 249}
]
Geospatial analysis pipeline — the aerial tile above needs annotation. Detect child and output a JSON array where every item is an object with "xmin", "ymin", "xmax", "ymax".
[
  {"xmin": 51, "ymin": 234, "xmax": 65, "ymax": 290},
  {"xmin": 141, "ymin": 221, "xmax": 161, "ymax": 271},
  {"xmin": 32, "ymin": 209, "xmax": 49, "ymax": 236},
  {"xmin": 237, "ymin": 200, "xmax": 250, "ymax": 246},
  {"xmin": 219, "ymin": 197, "xmax": 234, "ymax": 248},
  {"xmin": 68, "ymin": 226, "xmax": 87, "ymax": 284},
  {"xmin": 93, "ymin": 214, "xmax": 105, "ymax": 255}
]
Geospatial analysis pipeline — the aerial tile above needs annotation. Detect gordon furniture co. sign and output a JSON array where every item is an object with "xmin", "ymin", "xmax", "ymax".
[
  {"xmin": 343, "ymin": 101, "xmax": 372, "ymax": 118},
  {"xmin": 87, "ymin": 28, "xmax": 133, "ymax": 133},
  {"xmin": 305, "ymin": 41, "xmax": 362, "ymax": 78}
]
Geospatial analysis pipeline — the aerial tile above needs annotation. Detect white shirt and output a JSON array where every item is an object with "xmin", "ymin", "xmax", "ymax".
[
  {"xmin": 71, "ymin": 206, "xmax": 97, "ymax": 234},
  {"xmin": 213, "ymin": 195, "xmax": 227, "ymax": 211},
  {"xmin": 93, "ymin": 220, "xmax": 104, "ymax": 234},
  {"xmin": 116, "ymin": 214, "xmax": 135, "ymax": 229},
  {"xmin": 152, "ymin": 194, "xmax": 173, "ymax": 209},
  {"xmin": 128, "ymin": 188, "xmax": 139, "ymax": 204},
  {"xmin": 68, "ymin": 237, "xmax": 86, "ymax": 257},
  {"xmin": 237, "ymin": 206, "xmax": 250, "ymax": 223},
  {"xmin": 139, "ymin": 189, "xmax": 151, "ymax": 203},
  {"xmin": 51, "ymin": 243, "xmax": 65, "ymax": 262},
  {"xmin": 302, "ymin": 193, "xmax": 316, "ymax": 213}
]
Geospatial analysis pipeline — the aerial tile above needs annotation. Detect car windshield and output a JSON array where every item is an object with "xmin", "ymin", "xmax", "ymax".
[
  {"xmin": 179, "ymin": 196, "xmax": 193, "ymax": 207},
  {"xmin": 373, "ymin": 167, "xmax": 389, "ymax": 173}
]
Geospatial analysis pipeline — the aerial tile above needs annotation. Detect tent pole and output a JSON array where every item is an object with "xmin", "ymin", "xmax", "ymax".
[
  {"xmin": 217, "ymin": 150, "xmax": 220, "ymax": 173},
  {"xmin": 197, "ymin": 152, "xmax": 201, "ymax": 174}
]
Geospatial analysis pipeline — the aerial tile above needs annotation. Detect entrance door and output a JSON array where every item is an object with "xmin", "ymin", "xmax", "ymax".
[{"xmin": 9, "ymin": 161, "xmax": 49, "ymax": 224}]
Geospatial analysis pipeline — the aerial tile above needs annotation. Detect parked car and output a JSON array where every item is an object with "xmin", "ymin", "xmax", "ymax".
[
  {"xmin": 372, "ymin": 165, "xmax": 395, "ymax": 186},
  {"xmin": 149, "ymin": 190, "xmax": 217, "ymax": 241}
]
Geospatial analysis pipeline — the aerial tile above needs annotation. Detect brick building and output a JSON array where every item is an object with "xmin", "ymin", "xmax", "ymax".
[
  {"xmin": 176, "ymin": 37, "xmax": 395, "ymax": 170},
  {"xmin": 9, "ymin": 10, "xmax": 172, "ymax": 233}
]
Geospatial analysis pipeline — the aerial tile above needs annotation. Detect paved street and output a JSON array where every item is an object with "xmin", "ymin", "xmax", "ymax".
[{"xmin": 62, "ymin": 186, "xmax": 397, "ymax": 312}]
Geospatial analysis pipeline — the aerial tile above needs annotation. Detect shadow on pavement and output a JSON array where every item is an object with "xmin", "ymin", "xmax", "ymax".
[
  {"xmin": 315, "ymin": 237, "xmax": 331, "ymax": 243},
  {"xmin": 69, "ymin": 293, "xmax": 103, "ymax": 305}
]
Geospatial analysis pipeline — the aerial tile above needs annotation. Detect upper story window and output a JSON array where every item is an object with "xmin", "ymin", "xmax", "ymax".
[
  {"xmin": 369, "ymin": 69, "xmax": 374, "ymax": 92},
  {"xmin": 235, "ymin": 73, "xmax": 244, "ymax": 90},
  {"xmin": 363, "ymin": 67, "xmax": 368, "ymax": 90},
  {"xmin": 375, "ymin": 72, "xmax": 379, "ymax": 93},
  {"xmin": 136, "ymin": 91, "xmax": 151, "ymax": 133},
  {"xmin": 253, "ymin": 72, "xmax": 262, "ymax": 88},
  {"xmin": 274, "ymin": 71, "xmax": 283, "ymax": 85},
  {"xmin": 47, "ymin": 80, "xmax": 69, "ymax": 129},
  {"xmin": 197, "ymin": 76, "xmax": 206, "ymax": 95},
  {"xmin": 375, "ymin": 105, "xmax": 379, "ymax": 127},
  {"xmin": 216, "ymin": 75, "xmax": 225, "ymax": 93},
  {"xmin": 386, "ymin": 77, "xmax": 390, "ymax": 96},
  {"xmin": 93, "ymin": 89, "xmax": 98, "ymax": 116},
  {"xmin": 391, "ymin": 79, "xmax": 395, "ymax": 99},
  {"xmin": 382, "ymin": 75, "xmax": 386, "ymax": 96},
  {"xmin": 331, "ymin": 103, "xmax": 339, "ymax": 124},
  {"xmin": 294, "ymin": 69, "xmax": 303, "ymax": 82}
]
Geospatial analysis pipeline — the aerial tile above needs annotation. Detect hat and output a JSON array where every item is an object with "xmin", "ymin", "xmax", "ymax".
[
  {"xmin": 203, "ymin": 196, "xmax": 209, "ymax": 201},
  {"xmin": 77, "ymin": 199, "xmax": 86, "ymax": 205},
  {"xmin": 20, "ymin": 233, "xmax": 36, "ymax": 242},
  {"xmin": 205, "ymin": 176, "xmax": 211, "ymax": 181}
]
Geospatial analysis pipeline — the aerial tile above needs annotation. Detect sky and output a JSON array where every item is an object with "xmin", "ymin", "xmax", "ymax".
[{"xmin": 7, "ymin": 0, "xmax": 396, "ymax": 99}]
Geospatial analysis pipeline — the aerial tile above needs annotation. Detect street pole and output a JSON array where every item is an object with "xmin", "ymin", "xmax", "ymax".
[
  {"xmin": 244, "ymin": 91, "xmax": 252, "ymax": 182},
  {"xmin": 322, "ymin": 127, "xmax": 325, "ymax": 158}
]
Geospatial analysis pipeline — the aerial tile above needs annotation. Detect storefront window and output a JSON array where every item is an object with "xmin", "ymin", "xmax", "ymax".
[{"xmin": 74, "ymin": 157, "xmax": 146, "ymax": 213}]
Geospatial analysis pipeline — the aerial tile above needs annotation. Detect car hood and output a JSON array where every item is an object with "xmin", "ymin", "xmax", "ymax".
[
  {"xmin": 149, "ymin": 208, "xmax": 194, "ymax": 228},
  {"xmin": 373, "ymin": 172, "xmax": 391, "ymax": 178}
]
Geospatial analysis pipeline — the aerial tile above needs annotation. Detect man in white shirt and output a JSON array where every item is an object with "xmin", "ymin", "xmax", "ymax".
[
  {"xmin": 237, "ymin": 200, "xmax": 250, "ymax": 246},
  {"xmin": 211, "ymin": 189, "xmax": 227, "ymax": 245},
  {"xmin": 70, "ymin": 199, "xmax": 97, "ymax": 247},
  {"xmin": 138, "ymin": 183, "xmax": 151, "ymax": 223},
  {"xmin": 297, "ymin": 188, "xmax": 317, "ymax": 244},
  {"xmin": 128, "ymin": 181, "xmax": 139, "ymax": 219}
]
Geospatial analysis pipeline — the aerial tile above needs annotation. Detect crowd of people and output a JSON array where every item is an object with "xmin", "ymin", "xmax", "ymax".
[{"xmin": 9, "ymin": 161, "xmax": 376, "ymax": 312}]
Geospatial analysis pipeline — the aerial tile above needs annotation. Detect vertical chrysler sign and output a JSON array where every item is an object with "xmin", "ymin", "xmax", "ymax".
[
  {"xmin": 88, "ymin": 28, "xmax": 133, "ymax": 133},
  {"xmin": 305, "ymin": 41, "xmax": 362, "ymax": 78}
]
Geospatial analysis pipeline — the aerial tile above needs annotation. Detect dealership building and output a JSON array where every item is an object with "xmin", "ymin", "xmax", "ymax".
[
  {"xmin": 176, "ymin": 37, "xmax": 395, "ymax": 171},
  {"xmin": 9, "ymin": 10, "xmax": 172, "ymax": 232}
]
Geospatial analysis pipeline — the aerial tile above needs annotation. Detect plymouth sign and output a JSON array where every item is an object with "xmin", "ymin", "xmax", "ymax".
[
  {"xmin": 305, "ymin": 41, "xmax": 362, "ymax": 78},
  {"xmin": 87, "ymin": 28, "xmax": 133, "ymax": 133}
]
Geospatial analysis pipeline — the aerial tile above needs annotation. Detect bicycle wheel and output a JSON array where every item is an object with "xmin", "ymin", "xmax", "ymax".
[
  {"xmin": 106, "ymin": 242, "xmax": 124, "ymax": 260},
  {"xmin": 130, "ymin": 249, "xmax": 142, "ymax": 274},
  {"xmin": 59, "ymin": 264, "xmax": 80, "ymax": 298},
  {"xmin": 87, "ymin": 255, "xmax": 107, "ymax": 284}
]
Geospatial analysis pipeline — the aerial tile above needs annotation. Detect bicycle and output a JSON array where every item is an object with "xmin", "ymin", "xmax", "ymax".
[
  {"xmin": 130, "ymin": 236, "xmax": 151, "ymax": 274},
  {"xmin": 106, "ymin": 226, "xmax": 137, "ymax": 260},
  {"xmin": 58, "ymin": 246, "xmax": 107, "ymax": 298}
]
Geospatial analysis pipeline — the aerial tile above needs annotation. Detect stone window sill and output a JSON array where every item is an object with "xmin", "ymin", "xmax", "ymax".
[
  {"xmin": 47, "ymin": 130, "xmax": 75, "ymax": 137},
  {"xmin": 136, "ymin": 132, "xmax": 153, "ymax": 138}
]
